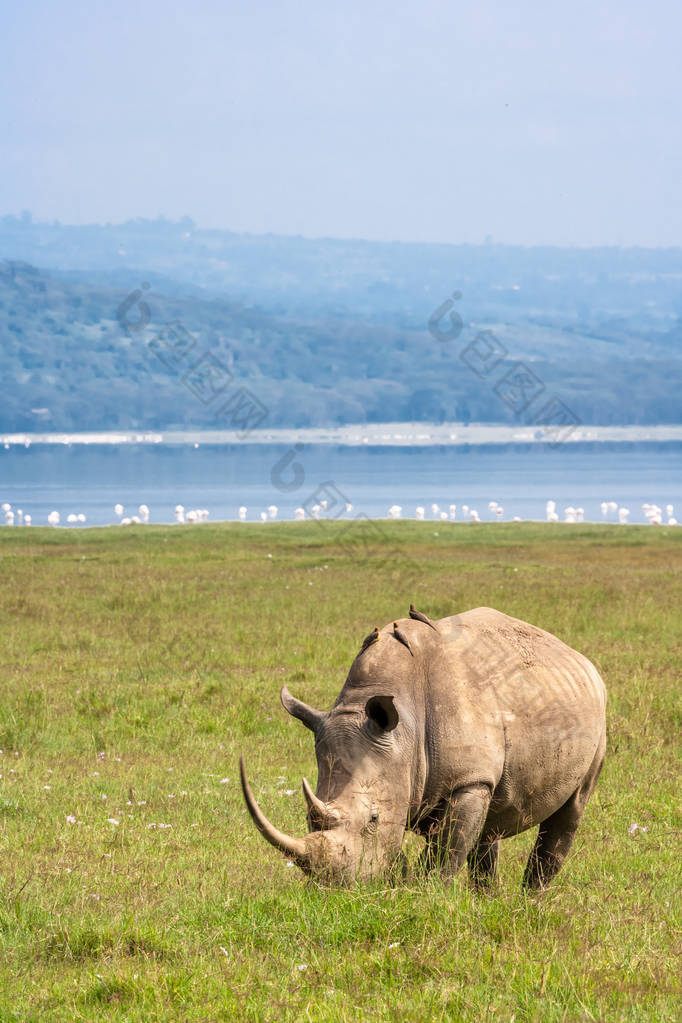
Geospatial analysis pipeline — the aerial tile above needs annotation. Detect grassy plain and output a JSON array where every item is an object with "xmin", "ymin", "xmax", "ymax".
[{"xmin": 0, "ymin": 521, "xmax": 680, "ymax": 1021}]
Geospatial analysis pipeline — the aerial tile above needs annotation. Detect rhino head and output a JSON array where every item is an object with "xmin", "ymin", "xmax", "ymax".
[{"xmin": 240, "ymin": 616, "xmax": 431, "ymax": 883}]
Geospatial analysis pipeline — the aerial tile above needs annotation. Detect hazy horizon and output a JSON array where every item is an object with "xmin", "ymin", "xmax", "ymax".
[
  {"xmin": 6, "ymin": 212, "xmax": 682, "ymax": 253},
  {"xmin": 3, "ymin": 1, "xmax": 681, "ymax": 249}
]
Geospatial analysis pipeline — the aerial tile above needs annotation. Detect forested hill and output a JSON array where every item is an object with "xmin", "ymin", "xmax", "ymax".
[{"xmin": 0, "ymin": 216, "xmax": 681, "ymax": 431}]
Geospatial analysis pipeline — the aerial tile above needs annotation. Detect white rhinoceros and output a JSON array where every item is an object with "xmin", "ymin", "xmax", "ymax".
[{"xmin": 241, "ymin": 605, "xmax": 607, "ymax": 888}]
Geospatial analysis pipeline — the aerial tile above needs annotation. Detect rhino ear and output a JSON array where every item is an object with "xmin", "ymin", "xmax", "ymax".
[{"xmin": 365, "ymin": 695, "xmax": 399, "ymax": 733}]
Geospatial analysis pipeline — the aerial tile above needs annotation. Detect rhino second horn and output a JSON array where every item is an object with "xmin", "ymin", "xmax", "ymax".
[
  {"xmin": 239, "ymin": 755, "xmax": 309, "ymax": 863},
  {"xmin": 302, "ymin": 776, "xmax": 340, "ymax": 827},
  {"xmin": 280, "ymin": 685, "xmax": 324, "ymax": 733}
]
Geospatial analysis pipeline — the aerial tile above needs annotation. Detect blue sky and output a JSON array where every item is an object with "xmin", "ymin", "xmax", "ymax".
[{"xmin": 2, "ymin": 0, "xmax": 680, "ymax": 245}]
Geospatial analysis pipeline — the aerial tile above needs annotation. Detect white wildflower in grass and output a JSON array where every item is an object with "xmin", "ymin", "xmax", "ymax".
[
  {"xmin": 66, "ymin": 814, "xmax": 76, "ymax": 824},
  {"xmin": 219, "ymin": 946, "xmax": 229, "ymax": 958},
  {"xmin": 219, "ymin": 778, "xmax": 230, "ymax": 784},
  {"xmin": 44, "ymin": 785, "xmax": 51, "ymax": 790},
  {"xmin": 284, "ymin": 789, "xmax": 295, "ymax": 796},
  {"xmin": 286, "ymin": 861, "xmax": 295, "ymax": 867},
  {"xmin": 297, "ymin": 964, "xmax": 308, "ymax": 971},
  {"xmin": 100, "ymin": 793, "xmax": 107, "ymax": 800},
  {"xmin": 388, "ymin": 942, "xmax": 400, "ymax": 949},
  {"xmin": 90, "ymin": 894, "xmax": 100, "ymax": 900},
  {"xmin": 628, "ymin": 823, "xmax": 649, "ymax": 836},
  {"xmin": 107, "ymin": 818, "xmax": 119, "ymax": 826}
]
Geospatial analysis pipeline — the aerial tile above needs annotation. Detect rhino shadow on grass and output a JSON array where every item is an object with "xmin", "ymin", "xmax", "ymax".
[{"xmin": 241, "ymin": 604, "xmax": 606, "ymax": 889}]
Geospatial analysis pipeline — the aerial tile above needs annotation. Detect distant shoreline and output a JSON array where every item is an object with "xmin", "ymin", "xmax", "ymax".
[{"xmin": 2, "ymin": 423, "xmax": 682, "ymax": 448}]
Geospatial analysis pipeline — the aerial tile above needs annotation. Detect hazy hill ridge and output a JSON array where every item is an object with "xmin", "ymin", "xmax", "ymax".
[{"xmin": 0, "ymin": 216, "xmax": 680, "ymax": 431}]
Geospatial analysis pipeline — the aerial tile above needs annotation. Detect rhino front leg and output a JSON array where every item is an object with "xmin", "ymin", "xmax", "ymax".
[
  {"xmin": 420, "ymin": 785, "xmax": 492, "ymax": 878},
  {"xmin": 467, "ymin": 836, "xmax": 499, "ymax": 888}
]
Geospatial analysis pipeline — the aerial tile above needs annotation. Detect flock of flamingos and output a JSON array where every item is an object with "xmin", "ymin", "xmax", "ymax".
[{"xmin": 0, "ymin": 499, "xmax": 677, "ymax": 527}]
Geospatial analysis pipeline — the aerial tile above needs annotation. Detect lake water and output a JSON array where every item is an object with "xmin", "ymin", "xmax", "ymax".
[{"xmin": 1, "ymin": 441, "xmax": 680, "ymax": 527}]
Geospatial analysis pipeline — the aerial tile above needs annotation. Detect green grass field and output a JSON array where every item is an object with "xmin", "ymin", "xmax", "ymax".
[{"xmin": 0, "ymin": 521, "xmax": 680, "ymax": 1022}]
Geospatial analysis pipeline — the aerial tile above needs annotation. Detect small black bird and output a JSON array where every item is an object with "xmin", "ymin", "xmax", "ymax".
[
  {"xmin": 409, "ymin": 604, "xmax": 438, "ymax": 631},
  {"xmin": 392, "ymin": 621, "xmax": 414, "ymax": 655},
  {"xmin": 359, "ymin": 626, "xmax": 380, "ymax": 655}
]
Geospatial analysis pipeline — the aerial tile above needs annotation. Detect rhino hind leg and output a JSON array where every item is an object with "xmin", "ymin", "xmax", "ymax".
[
  {"xmin": 420, "ymin": 785, "xmax": 492, "ymax": 878},
  {"xmin": 523, "ymin": 735, "xmax": 606, "ymax": 891}
]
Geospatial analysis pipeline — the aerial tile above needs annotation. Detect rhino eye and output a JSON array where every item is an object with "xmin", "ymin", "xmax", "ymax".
[{"xmin": 363, "ymin": 809, "xmax": 378, "ymax": 835}]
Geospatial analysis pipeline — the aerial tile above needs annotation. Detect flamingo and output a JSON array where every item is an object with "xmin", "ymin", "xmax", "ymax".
[
  {"xmin": 259, "ymin": 511, "xmax": 267, "ymax": 522},
  {"xmin": 496, "ymin": 506, "xmax": 504, "ymax": 520},
  {"xmin": 47, "ymin": 511, "xmax": 60, "ymax": 526},
  {"xmin": 618, "ymin": 507, "xmax": 630, "ymax": 524},
  {"xmin": 388, "ymin": 505, "xmax": 402, "ymax": 519},
  {"xmin": 24, "ymin": 514, "xmax": 31, "ymax": 526},
  {"xmin": 114, "ymin": 504, "xmax": 124, "ymax": 517},
  {"xmin": 138, "ymin": 505, "xmax": 150, "ymax": 524},
  {"xmin": 174, "ymin": 504, "xmax": 185, "ymax": 524},
  {"xmin": 294, "ymin": 507, "xmax": 305, "ymax": 520},
  {"xmin": 267, "ymin": 505, "xmax": 278, "ymax": 520},
  {"xmin": 415, "ymin": 506, "xmax": 425, "ymax": 520},
  {"xmin": 431, "ymin": 504, "xmax": 440, "ymax": 517},
  {"xmin": 238, "ymin": 506, "xmax": 247, "ymax": 521},
  {"xmin": 449, "ymin": 504, "xmax": 457, "ymax": 520}
]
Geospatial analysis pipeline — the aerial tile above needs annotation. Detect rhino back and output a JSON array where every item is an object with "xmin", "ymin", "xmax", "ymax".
[{"xmin": 425, "ymin": 607, "xmax": 606, "ymax": 834}]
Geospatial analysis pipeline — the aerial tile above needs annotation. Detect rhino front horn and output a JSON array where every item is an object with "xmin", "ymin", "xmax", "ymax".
[{"xmin": 239, "ymin": 755, "xmax": 309, "ymax": 864}]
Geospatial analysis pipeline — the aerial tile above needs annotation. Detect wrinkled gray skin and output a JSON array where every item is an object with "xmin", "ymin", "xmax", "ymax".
[{"xmin": 240, "ymin": 606, "xmax": 607, "ymax": 889}]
